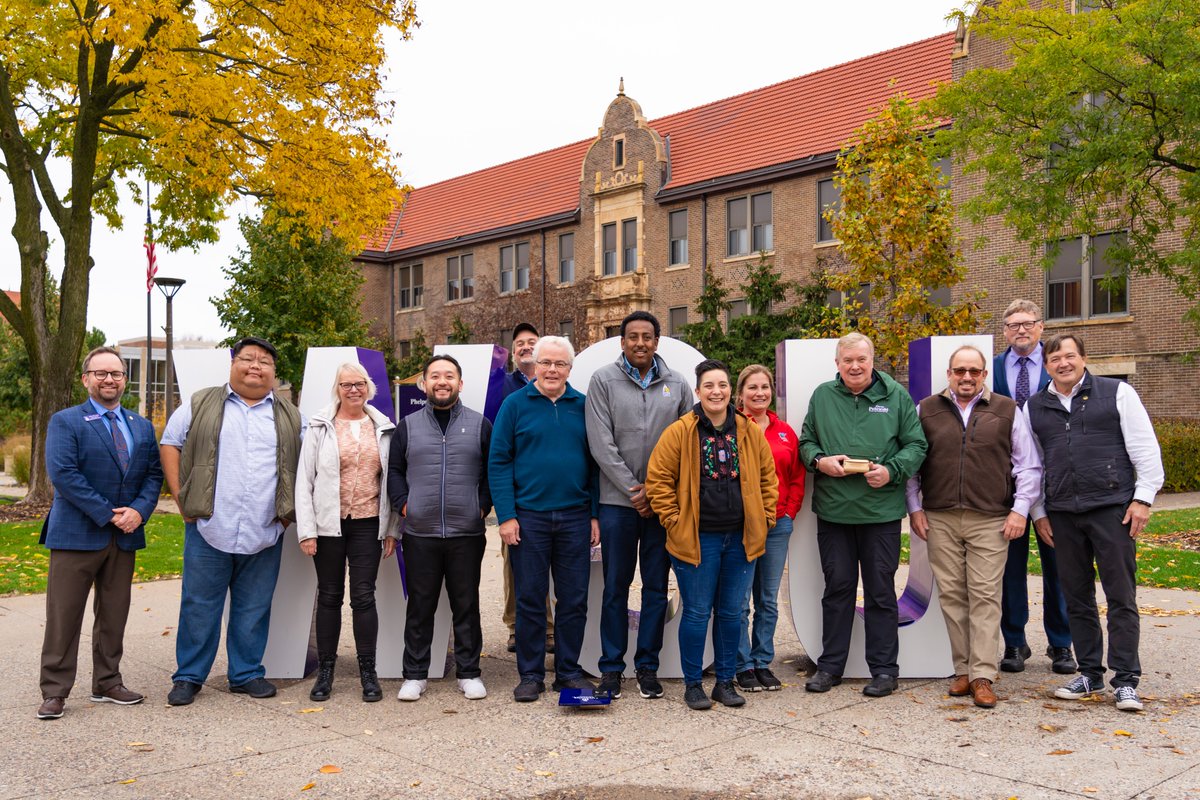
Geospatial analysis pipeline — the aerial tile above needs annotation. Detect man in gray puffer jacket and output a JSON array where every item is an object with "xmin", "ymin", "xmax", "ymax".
[{"xmin": 388, "ymin": 355, "xmax": 492, "ymax": 701}]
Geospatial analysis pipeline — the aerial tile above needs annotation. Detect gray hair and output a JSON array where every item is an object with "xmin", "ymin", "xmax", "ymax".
[
  {"xmin": 836, "ymin": 332, "xmax": 874, "ymax": 359},
  {"xmin": 533, "ymin": 335, "xmax": 575, "ymax": 366},
  {"xmin": 948, "ymin": 345, "xmax": 987, "ymax": 369},
  {"xmin": 1003, "ymin": 299, "xmax": 1041, "ymax": 320},
  {"xmin": 330, "ymin": 361, "xmax": 378, "ymax": 401}
]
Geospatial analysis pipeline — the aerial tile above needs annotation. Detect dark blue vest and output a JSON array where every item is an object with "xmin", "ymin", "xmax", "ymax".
[{"xmin": 1027, "ymin": 372, "xmax": 1134, "ymax": 512}]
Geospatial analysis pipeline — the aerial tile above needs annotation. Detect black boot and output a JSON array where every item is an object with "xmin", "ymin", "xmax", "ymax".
[
  {"xmin": 358, "ymin": 654, "xmax": 382, "ymax": 703},
  {"xmin": 310, "ymin": 655, "xmax": 336, "ymax": 702}
]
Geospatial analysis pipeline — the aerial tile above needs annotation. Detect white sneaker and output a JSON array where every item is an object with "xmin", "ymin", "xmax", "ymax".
[
  {"xmin": 397, "ymin": 679, "xmax": 426, "ymax": 702},
  {"xmin": 458, "ymin": 677, "xmax": 487, "ymax": 700}
]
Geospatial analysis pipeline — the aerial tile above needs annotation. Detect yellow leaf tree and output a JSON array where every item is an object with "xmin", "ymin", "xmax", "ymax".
[
  {"xmin": 0, "ymin": 0, "xmax": 416, "ymax": 502},
  {"xmin": 824, "ymin": 93, "xmax": 983, "ymax": 371}
]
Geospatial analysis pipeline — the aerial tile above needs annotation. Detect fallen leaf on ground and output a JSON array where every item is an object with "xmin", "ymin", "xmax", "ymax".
[
  {"xmin": 410, "ymin": 781, "xmax": 421, "ymax": 787},
  {"xmin": 1114, "ymin": 730, "xmax": 1133, "ymax": 737},
  {"xmin": 535, "ymin": 770, "xmax": 554, "ymax": 777},
  {"xmin": 319, "ymin": 765, "xmax": 341, "ymax": 774},
  {"xmin": 947, "ymin": 717, "xmax": 968, "ymax": 723},
  {"xmin": 1048, "ymin": 749, "xmax": 1073, "ymax": 756},
  {"xmin": 118, "ymin": 779, "xmax": 136, "ymax": 785},
  {"xmin": 126, "ymin": 742, "xmax": 149, "ymax": 747},
  {"xmin": 298, "ymin": 708, "xmax": 323, "ymax": 714},
  {"xmin": 364, "ymin": 730, "xmax": 374, "ymax": 736},
  {"xmin": 1082, "ymin": 788, "xmax": 1098, "ymax": 793},
  {"xmin": 301, "ymin": 782, "xmax": 315, "ymax": 791},
  {"xmin": 443, "ymin": 709, "xmax": 457, "ymax": 714},
  {"xmin": 585, "ymin": 736, "xmax": 604, "ymax": 743},
  {"xmin": 1039, "ymin": 724, "xmax": 1063, "ymax": 733}
]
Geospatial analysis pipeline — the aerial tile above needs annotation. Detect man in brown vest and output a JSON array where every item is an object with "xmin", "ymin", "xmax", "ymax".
[{"xmin": 906, "ymin": 345, "xmax": 1043, "ymax": 708}]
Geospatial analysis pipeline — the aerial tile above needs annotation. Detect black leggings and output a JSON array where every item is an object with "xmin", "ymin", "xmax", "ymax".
[{"xmin": 312, "ymin": 516, "xmax": 382, "ymax": 657}]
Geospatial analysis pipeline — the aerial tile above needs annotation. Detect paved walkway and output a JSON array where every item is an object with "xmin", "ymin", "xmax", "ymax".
[{"xmin": 3, "ymin": 524, "xmax": 1200, "ymax": 800}]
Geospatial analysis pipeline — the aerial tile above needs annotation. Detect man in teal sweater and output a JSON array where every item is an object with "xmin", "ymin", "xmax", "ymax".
[
  {"xmin": 799, "ymin": 333, "xmax": 928, "ymax": 698},
  {"xmin": 489, "ymin": 335, "xmax": 600, "ymax": 702}
]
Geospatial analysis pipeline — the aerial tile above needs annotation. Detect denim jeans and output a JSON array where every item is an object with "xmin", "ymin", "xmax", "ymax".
[
  {"xmin": 737, "ymin": 514, "xmax": 793, "ymax": 671},
  {"xmin": 598, "ymin": 504, "xmax": 670, "ymax": 673},
  {"xmin": 174, "ymin": 523, "xmax": 283, "ymax": 686},
  {"xmin": 508, "ymin": 505, "xmax": 592, "ymax": 682},
  {"xmin": 670, "ymin": 531, "xmax": 755, "ymax": 684}
]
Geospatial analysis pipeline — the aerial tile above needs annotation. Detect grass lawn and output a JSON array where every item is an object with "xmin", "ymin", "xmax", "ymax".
[
  {"xmin": 899, "ymin": 505, "xmax": 1200, "ymax": 592},
  {"xmin": 0, "ymin": 514, "xmax": 184, "ymax": 595}
]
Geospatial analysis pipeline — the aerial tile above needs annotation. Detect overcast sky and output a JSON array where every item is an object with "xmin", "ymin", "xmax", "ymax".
[{"xmin": 0, "ymin": 0, "xmax": 958, "ymax": 344}]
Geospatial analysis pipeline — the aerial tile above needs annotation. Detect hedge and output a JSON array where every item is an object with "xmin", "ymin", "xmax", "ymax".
[{"xmin": 1154, "ymin": 418, "xmax": 1200, "ymax": 494}]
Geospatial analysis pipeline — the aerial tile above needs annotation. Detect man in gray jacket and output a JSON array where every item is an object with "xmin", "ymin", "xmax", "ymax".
[
  {"xmin": 586, "ymin": 311, "xmax": 691, "ymax": 700},
  {"xmin": 387, "ymin": 354, "xmax": 493, "ymax": 701}
]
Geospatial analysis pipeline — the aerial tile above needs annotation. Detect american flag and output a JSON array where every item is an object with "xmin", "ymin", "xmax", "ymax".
[{"xmin": 144, "ymin": 210, "xmax": 158, "ymax": 292}]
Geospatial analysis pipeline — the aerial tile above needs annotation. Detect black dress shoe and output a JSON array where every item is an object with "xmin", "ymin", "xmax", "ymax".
[
  {"xmin": 230, "ymin": 677, "xmax": 277, "ymax": 698},
  {"xmin": 805, "ymin": 670, "xmax": 842, "ymax": 693},
  {"xmin": 863, "ymin": 674, "xmax": 898, "ymax": 698},
  {"xmin": 168, "ymin": 681, "xmax": 202, "ymax": 706},
  {"xmin": 1000, "ymin": 644, "xmax": 1032, "ymax": 673},
  {"xmin": 1047, "ymin": 646, "xmax": 1077, "ymax": 674}
]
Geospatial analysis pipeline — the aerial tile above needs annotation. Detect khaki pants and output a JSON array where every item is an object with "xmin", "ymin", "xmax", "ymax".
[
  {"xmin": 501, "ymin": 541, "xmax": 554, "ymax": 635},
  {"xmin": 925, "ymin": 509, "xmax": 1009, "ymax": 682}
]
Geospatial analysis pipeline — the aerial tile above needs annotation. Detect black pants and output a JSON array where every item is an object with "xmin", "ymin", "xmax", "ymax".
[
  {"xmin": 1049, "ymin": 504, "xmax": 1140, "ymax": 688},
  {"xmin": 816, "ymin": 518, "xmax": 901, "ymax": 677},
  {"xmin": 312, "ymin": 516, "xmax": 382, "ymax": 658},
  {"xmin": 401, "ymin": 534, "xmax": 486, "ymax": 680}
]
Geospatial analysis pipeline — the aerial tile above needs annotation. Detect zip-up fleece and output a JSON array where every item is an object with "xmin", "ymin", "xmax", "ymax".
[
  {"xmin": 799, "ymin": 370, "xmax": 928, "ymax": 525},
  {"xmin": 294, "ymin": 402, "xmax": 400, "ymax": 540},
  {"xmin": 388, "ymin": 400, "xmax": 492, "ymax": 537},
  {"xmin": 646, "ymin": 408, "xmax": 778, "ymax": 566},
  {"xmin": 585, "ymin": 353, "xmax": 692, "ymax": 507}
]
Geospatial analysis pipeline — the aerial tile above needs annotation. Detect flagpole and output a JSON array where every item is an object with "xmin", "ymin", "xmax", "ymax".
[{"xmin": 145, "ymin": 180, "xmax": 153, "ymax": 422}]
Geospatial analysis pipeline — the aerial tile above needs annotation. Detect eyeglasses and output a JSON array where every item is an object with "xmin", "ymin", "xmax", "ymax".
[
  {"xmin": 1003, "ymin": 320, "xmax": 1041, "ymax": 331},
  {"xmin": 339, "ymin": 381, "xmax": 368, "ymax": 392},
  {"xmin": 235, "ymin": 355, "xmax": 276, "ymax": 368},
  {"xmin": 535, "ymin": 359, "xmax": 571, "ymax": 370},
  {"xmin": 950, "ymin": 367, "xmax": 985, "ymax": 377},
  {"xmin": 85, "ymin": 370, "xmax": 126, "ymax": 380}
]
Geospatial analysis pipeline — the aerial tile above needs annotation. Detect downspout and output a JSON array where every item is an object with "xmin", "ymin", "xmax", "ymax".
[
  {"xmin": 540, "ymin": 228, "xmax": 547, "ymax": 335},
  {"xmin": 389, "ymin": 262, "xmax": 396, "ymax": 346},
  {"xmin": 701, "ymin": 194, "xmax": 709, "ymax": 309}
]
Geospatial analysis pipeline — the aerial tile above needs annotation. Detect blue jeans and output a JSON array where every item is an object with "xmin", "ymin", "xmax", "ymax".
[
  {"xmin": 508, "ymin": 506, "xmax": 592, "ymax": 682},
  {"xmin": 737, "ymin": 514, "xmax": 793, "ymax": 671},
  {"xmin": 174, "ymin": 523, "xmax": 283, "ymax": 686},
  {"xmin": 598, "ymin": 504, "xmax": 670, "ymax": 673},
  {"xmin": 671, "ymin": 531, "xmax": 755, "ymax": 684}
]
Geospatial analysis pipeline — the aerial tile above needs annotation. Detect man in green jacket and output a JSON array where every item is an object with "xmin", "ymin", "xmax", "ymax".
[{"xmin": 799, "ymin": 333, "xmax": 927, "ymax": 698}]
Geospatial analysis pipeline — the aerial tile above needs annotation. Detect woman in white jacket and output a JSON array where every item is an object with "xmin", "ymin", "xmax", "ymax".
[{"xmin": 295, "ymin": 362, "xmax": 400, "ymax": 702}]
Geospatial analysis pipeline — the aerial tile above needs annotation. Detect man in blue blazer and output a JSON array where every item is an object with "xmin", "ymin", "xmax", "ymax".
[
  {"xmin": 37, "ymin": 347, "xmax": 163, "ymax": 720},
  {"xmin": 993, "ymin": 300, "xmax": 1075, "ymax": 675}
]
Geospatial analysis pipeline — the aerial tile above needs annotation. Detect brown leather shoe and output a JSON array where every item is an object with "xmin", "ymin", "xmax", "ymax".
[
  {"xmin": 90, "ymin": 684, "xmax": 145, "ymax": 705},
  {"xmin": 970, "ymin": 678, "xmax": 997, "ymax": 708},
  {"xmin": 948, "ymin": 675, "xmax": 970, "ymax": 696},
  {"xmin": 37, "ymin": 697, "xmax": 65, "ymax": 720}
]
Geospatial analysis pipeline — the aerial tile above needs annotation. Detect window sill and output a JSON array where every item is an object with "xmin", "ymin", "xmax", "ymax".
[
  {"xmin": 444, "ymin": 297, "xmax": 476, "ymax": 307},
  {"xmin": 665, "ymin": 263, "xmax": 690, "ymax": 272},
  {"xmin": 397, "ymin": 306, "xmax": 425, "ymax": 315},
  {"xmin": 1045, "ymin": 314, "xmax": 1134, "ymax": 329},
  {"xmin": 598, "ymin": 270, "xmax": 641, "ymax": 280},
  {"xmin": 555, "ymin": 281, "xmax": 575, "ymax": 289},
  {"xmin": 814, "ymin": 240, "xmax": 840, "ymax": 249},
  {"xmin": 499, "ymin": 288, "xmax": 532, "ymax": 297},
  {"xmin": 722, "ymin": 251, "xmax": 774, "ymax": 265}
]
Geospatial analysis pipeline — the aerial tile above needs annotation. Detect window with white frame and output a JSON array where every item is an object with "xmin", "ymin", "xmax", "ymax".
[
  {"xmin": 398, "ymin": 263, "xmax": 423, "ymax": 309},
  {"xmin": 669, "ymin": 209, "xmax": 688, "ymax": 266},
  {"xmin": 1046, "ymin": 231, "xmax": 1128, "ymax": 321},
  {"xmin": 446, "ymin": 253, "xmax": 474, "ymax": 301},
  {"xmin": 499, "ymin": 242, "xmax": 530, "ymax": 294},
  {"xmin": 622, "ymin": 219, "xmax": 637, "ymax": 273},
  {"xmin": 727, "ymin": 192, "xmax": 773, "ymax": 256},
  {"xmin": 559, "ymin": 233, "xmax": 575, "ymax": 283},
  {"xmin": 817, "ymin": 179, "xmax": 840, "ymax": 242},
  {"xmin": 602, "ymin": 223, "xmax": 617, "ymax": 276}
]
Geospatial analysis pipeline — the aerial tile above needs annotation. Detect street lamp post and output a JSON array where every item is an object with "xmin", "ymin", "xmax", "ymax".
[{"xmin": 154, "ymin": 277, "xmax": 186, "ymax": 420}]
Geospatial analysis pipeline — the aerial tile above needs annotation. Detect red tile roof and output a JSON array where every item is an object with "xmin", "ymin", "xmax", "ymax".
[
  {"xmin": 368, "ymin": 32, "xmax": 954, "ymax": 257},
  {"xmin": 3, "ymin": 290, "xmax": 19, "ymax": 308}
]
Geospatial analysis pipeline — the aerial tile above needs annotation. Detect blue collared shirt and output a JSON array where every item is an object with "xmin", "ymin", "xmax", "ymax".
[
  {"xmin": 162, "ymin": 385, "xmax": 303, "ymax": 555},
  {"xmin": 1004, "ymin": 344, "xmax": 1044, "ymax": 398},
  {"xmin": 89, "ymin": 397, "xmax": 134, "ymax": 454},
  {"xmin": 621, "ymin": 354, "xmax": 659, "ymax": 390}
]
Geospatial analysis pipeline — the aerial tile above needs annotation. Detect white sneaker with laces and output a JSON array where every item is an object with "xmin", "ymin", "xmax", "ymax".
[
  {"xmin": 397, "ymin": 679, "xmax": 427, "ymax": 701},
  {"xmin": 458, "ymin": 677, "xmax": 487, "ymax": 700},
  {"xmin": 1114, "ymin": 685, "xmax": 1143, "ymax": 712}
]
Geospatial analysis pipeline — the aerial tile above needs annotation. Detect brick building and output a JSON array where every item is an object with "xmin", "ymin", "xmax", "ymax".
[{"xmin": 356, "ymin": 26, "xmax": 1199, "ymax": 417}]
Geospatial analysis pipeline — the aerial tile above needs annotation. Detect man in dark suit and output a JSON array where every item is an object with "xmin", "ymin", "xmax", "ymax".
[
  {"xmin": 992, "ymin": 299, "xmax": 1075, "ymax": 675},
  {"xmin": 37, "ymin": 347, "xmax": 163, "ymax": 720}
]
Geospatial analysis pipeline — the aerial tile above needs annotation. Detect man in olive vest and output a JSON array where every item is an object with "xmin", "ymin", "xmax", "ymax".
[
  {"xmin": 906, "ymin": 345, "xmax": 1042, "ymax": 708},
  {"xmin": 159, "ymin": 337, "xmax": 303, "ymax": 706}
]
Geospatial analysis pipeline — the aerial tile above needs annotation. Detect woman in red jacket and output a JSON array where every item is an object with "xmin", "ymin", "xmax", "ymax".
[{"xmin": 734, "ymin": 364, "xmax": 805, "ymax": 691}]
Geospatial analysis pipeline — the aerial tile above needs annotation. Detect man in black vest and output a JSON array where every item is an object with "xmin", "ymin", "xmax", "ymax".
[
  {"xmin": 993, "ymin": 299, "xmax": 1074, "ymax": 675},
  {"xmin": 388, "ymin": 355, "xmax": 493, "ymax": 701},
  {"xmin": 1025, "ymin": 334, "xmax": 1163, "ymax": 713}
]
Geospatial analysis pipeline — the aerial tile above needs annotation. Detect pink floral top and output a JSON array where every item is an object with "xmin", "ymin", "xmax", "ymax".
[{"xmin": 335, "ymin": 417, "xmax": 381, "ymax": 519}]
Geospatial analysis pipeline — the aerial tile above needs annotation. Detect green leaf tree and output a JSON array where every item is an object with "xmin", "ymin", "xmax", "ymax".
[
  {"xmin": 0, "ymin": 0, "xmax": 416, "ymax": 501},
  {"xmin": 448, "ymin": 315, "xmax": 472, "ymax": 345},
  {"xmin": 934, "ymin": 0, "xmax": 1200, "ymax": 326},
  {"xmin": 213, "ymin": 216, "xmax": 374, "ymax": 398},
  {"xmin": 395, "ymin": 329, "xmax": 433, "ymax": 380},
  {"xmin": 677, "ymin": 265, "xmax": 731, "ymax": 358},
  {"xmin": 825, "ymin": 94, "xmax": 983, "ymax": 371}
]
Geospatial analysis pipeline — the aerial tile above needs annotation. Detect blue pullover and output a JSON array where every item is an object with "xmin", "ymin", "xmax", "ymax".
[{"xmin": 488, "ymin": 381, "xmax": 599, "ymax": 523}]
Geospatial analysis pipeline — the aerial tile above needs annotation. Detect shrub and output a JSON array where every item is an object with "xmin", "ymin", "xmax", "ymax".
[
  {"xmin": 10, "ymin": 445, "xmax": 31, "ymax": 487},
  {"xmin": 1154, "ymin": 418, "xmax": 1200, "ymax": 494}
]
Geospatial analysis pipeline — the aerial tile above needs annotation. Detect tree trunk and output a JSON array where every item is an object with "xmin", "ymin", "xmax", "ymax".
[{"xmin": 24, "ymin": 359, "xmax": 75, "ymax": 504}]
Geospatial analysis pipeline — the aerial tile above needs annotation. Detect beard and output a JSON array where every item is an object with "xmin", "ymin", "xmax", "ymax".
[{"xmin": 429, "ymin": 392, "xmax": 458, "ymax": 409}]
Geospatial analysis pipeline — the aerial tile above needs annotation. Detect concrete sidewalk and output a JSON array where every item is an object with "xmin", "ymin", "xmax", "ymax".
[{"xmin": 2, "ymin": 527, "xmax": 1200, "ymax": 800}]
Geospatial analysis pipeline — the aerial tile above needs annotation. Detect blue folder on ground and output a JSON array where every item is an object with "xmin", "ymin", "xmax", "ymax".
[{"xmin": 558, "ymin": 688, "xmax": 612, "ymax": 707}]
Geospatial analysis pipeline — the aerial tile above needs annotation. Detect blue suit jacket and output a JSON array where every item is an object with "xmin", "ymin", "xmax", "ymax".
[
  {"xmin": 992, "ymin": 346, "xmax": 1051, "ymax": 400},
  {"xmin": 40, "ymin": 402, "xmax": 163, "ymax": 551}
]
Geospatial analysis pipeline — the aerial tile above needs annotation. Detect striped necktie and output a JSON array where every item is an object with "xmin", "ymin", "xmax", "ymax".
[
  {"xmin": 1015, "ymin": 356, "xmax": 1031, "ymax": 408},
  {"xmin": 105, "ymin": 411, "xmax": 130, "ymax": 471}
]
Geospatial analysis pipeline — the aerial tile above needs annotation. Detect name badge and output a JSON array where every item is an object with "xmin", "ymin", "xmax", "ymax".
[
  {"xmin": 662, "ymin": 385, "xmax": 671, "ymax": 397},
  {"xmin": 84, "ymin": 414, "xmax": 102, "ymax": 421}
]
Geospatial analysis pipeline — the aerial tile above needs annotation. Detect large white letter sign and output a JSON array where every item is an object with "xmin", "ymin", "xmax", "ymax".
[
  {"xmin": 571, "ymin": 336, "xmax": 711, "ymax": 679},
  {"xmin": 777, "ymin": 338, "xmax": 952, "ymax": 679}
]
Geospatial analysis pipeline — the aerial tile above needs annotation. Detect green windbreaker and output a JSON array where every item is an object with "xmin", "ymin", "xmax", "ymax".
[{"xmin": 798, "ymin": 370, "xmax": 928, "ymax": 524}]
